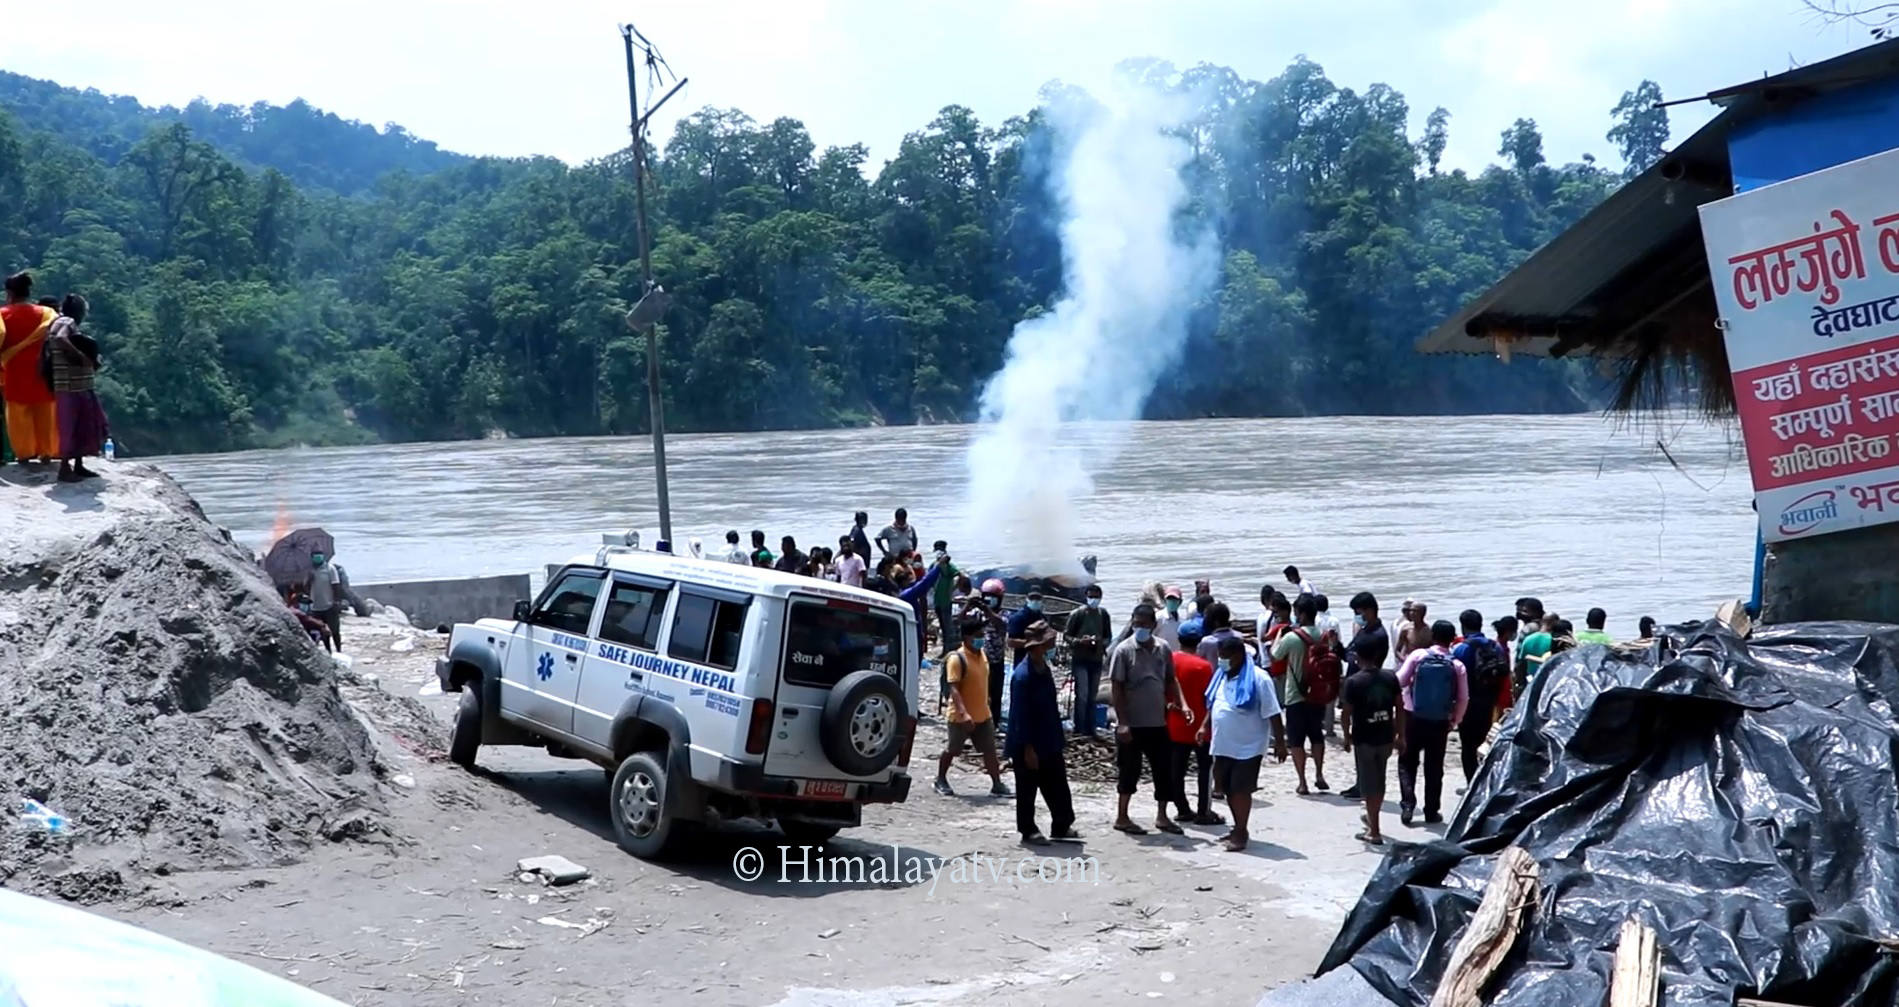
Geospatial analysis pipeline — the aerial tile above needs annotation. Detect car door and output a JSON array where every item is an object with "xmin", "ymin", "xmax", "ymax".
[
  {"xmin": 573, "ymin": 574, "xmax": 674, "ymax": 751},
  {"xmin": 504, "ymin": 568, "xmax": 606, "ymax": 736},
  {"xmin": 764, "ymin": 593, "xmax": 908, "ymax": 788},
  {"xmin": 661, "ymin": 588, "xmax": 753, "ymax": 757}
]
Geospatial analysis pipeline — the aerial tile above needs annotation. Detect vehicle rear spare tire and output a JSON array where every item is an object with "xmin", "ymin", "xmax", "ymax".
[
  {"xmin": 611, "ymin": 750, "xmax": 693, "ymax": 859},
  {"xmin": 449, "ymin": 687, "xmax": 482, "ymax": 769},
  {"xmin": 820, "ymin": 670, "xmax": 906, "ymax": 777}
]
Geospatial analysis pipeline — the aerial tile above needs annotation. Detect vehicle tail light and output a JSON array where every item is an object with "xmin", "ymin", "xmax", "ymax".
[
  {"xmin": 746, "ymin": 698, "xmax": 775, "ymax": 755},
  {"xmin": 898, "ymin": 713, "xmax": 917, "ymax": 767}
]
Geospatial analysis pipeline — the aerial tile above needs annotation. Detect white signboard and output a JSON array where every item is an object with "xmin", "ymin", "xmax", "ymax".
[{"xmin": 1699, "ymin": 146, "xmax": 1899, "ymax": 543}]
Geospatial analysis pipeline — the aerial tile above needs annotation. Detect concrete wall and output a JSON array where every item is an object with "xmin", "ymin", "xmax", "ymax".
[
  {"xmin": 355, "ymin": 574, "xmax": 533, "ymax": 629},
  {"xmin": 1762, "ymin": 523, "xmax": 1899, "ymax": 624}
]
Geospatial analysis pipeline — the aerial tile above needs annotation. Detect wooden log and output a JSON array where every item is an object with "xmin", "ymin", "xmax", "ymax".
[
  {"xmin": 1609, "ymin": 917, "xmax": 1660, "ymax": 1007},
  {"xmin": 1428, "ymin": 846, "xmax": 1540, "ymax": 1007}
]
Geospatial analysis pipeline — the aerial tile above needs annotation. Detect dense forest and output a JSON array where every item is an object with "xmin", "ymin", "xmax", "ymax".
[{"xmin": 0, "ymin": 60, "xmax": 1670, "ymax": 456}]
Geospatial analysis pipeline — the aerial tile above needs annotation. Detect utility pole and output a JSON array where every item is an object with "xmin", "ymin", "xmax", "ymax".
[{"xmin": 620, "ymin": 23, "xmax": 685, "ymax": 544}]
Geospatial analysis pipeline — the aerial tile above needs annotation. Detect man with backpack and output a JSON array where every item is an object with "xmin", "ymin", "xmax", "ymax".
[
  {"xmin": 1450, "ymin": 610, "xmax": 1509, "ymax": 784},
  {"xmin": 1269, "ymin": 595, "xmax": 1341, "ymax": 796},
  {"xmin": 1394, "ymin": 620, "xmax": 1468, "ymax": 826}
]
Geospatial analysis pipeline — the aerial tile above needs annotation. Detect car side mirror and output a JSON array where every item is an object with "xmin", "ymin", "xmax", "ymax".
[{"xmin": 513, "ymin": 600, "xmax": 532, "ymax": 622}]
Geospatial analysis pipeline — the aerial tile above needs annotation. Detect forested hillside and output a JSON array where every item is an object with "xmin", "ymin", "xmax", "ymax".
[{"xmin": 0, "ymin": 60, "xmax": 1669, "ymax": 456}]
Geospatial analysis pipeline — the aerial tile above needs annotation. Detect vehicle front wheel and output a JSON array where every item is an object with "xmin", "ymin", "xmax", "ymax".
[
  {"xmin": 778, "ymin": 821, "xmax": 841, "ymax": 846},
  {"xmin": 610, "ymin": 751, "xmax": 693, "ymax": 859},
  {"xmin": 449, "ymin": 687, "xmax": 482, "ymax": 769}
]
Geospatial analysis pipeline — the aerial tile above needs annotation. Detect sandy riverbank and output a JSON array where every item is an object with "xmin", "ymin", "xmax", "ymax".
[{"xmin": 92, "ymin": 610, "xmax": 1473, "ymax": 1007}]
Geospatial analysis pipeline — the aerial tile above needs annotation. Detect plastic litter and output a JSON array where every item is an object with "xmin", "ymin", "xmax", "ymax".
[
  {"xmin": 16, "ymin": 799, "xmax": 64, "ymax": 835},
  {"xmin": 1303, "ymin": 621, "xmax": 1899, "ymax": 1007}
]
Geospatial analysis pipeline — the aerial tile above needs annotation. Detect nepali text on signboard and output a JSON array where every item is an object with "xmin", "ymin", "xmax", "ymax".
[{"xmin": 1699, "ymin": 146, "xmax": 1899, "ymax": 543}]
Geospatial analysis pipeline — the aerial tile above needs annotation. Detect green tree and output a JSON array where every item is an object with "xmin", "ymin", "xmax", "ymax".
[{"xmin": 1607, "ymin": 80, "xmax": 1670, "ymax": 177}]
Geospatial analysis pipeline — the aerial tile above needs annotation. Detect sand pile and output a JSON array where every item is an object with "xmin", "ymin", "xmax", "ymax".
[{"xmin": 0, "ymin": 466, "xmax": 395, "ymax": 903}]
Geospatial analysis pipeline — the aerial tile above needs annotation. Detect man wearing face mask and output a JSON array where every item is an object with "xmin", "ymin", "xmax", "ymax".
[
  {"xmin": 1006, "ymin": 589, "xmax": 1047, "ymax": 678},
  {"xmin": 309, "ymin": 551, "xmax": 344, "ymax": 650},
  {"xmin": 1109, "ymin": 603, "xmax": 1191, "ymax": 836},
  {"xmin": 1337, "ymin": 591, "xmax": 1391, "ymax": 802},
  {"xmin": 972, "ymin": 579, "xmax": 1011, "ymax": 725},
  {"xmin": 1063, "ymin": 584, "xmax": 1113, "ymax": 739},
  {"xmin": 1158, "ymin": 586, "xmax": 1185, "ymax": 648},
  {"xmin": 936, "ymin": 614, "xmax": 1010, "ymax": 798}
]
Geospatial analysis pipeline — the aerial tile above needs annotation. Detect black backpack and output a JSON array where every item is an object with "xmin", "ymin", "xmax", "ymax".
[{"xmin": 1465, "ymin": 638, "xmax": 1510, "ymax": 694}]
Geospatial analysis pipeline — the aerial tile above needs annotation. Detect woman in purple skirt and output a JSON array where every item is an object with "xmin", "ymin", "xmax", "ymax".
[{"xmin": 46, "ymin": 294, "xmax": 107, "ymax": 483}]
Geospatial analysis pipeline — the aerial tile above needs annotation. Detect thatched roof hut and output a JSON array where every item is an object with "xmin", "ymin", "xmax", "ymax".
[{"xmin": 1417, "ymin": 39, "xmax": 1899, "ymax": 418}]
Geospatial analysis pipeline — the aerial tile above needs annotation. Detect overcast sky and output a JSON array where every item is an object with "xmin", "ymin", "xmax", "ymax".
[{"xmin": 8, "ymin": 0, "xmax": 1874, "ymax": 176}]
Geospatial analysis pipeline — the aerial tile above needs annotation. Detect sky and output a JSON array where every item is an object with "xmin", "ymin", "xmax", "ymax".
[{"xmin": 6, "ymin": 0, "xmax": 1877, "ymax": 177}]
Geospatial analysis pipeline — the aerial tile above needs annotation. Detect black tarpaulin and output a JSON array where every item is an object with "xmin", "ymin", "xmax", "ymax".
[{"xmin": 1315, "ymin": 622, "xmax": 1899, "ymax": 1007}]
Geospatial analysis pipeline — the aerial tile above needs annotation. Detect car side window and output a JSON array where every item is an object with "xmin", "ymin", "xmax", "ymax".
[
  {"xmin": 531, "ymin": 572, "xmax": 605, "ymax": 636},
  {"xmin": 600, "ymin": 580, "xmax": 670, "ymax": 651},
  {"xmin": 668, "ymin": 593, "xmax": 747, "ymax": 671}
]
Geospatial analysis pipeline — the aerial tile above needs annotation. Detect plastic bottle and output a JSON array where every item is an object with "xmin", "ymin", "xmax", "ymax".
[
  {"xmin": 19, "ymin": 798, "xmax": 66, "ymax": 835},
  {"xmin": 102, "ymin": 437, "xmax": 115, "ymax": 462}
]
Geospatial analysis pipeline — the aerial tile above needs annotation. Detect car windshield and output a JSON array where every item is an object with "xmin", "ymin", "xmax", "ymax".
[{"xmin": 782, "ymin": 599, "xmax": 905, "ymax": 689}]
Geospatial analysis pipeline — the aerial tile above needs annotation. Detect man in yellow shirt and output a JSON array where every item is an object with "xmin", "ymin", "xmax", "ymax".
[{"xmin": 936, "ymin": 613, "xmax": 1010, "ymax": 797}]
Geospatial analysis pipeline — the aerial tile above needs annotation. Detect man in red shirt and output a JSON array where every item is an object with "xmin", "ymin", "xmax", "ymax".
[{"xmin": 1167, "ymin": 623, "xmax": 1223, "ymax": 826}]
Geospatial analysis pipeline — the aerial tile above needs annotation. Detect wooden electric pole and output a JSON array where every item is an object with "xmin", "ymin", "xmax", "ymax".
[{"xmin": 620, "ymin": 23, "xmax": 685, "ymax": 544}]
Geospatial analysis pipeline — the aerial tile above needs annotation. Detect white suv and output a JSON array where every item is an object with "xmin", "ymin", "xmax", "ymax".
[{"xmin": 436, "ymin": 547, "xmax": 918, "ymax": 858}]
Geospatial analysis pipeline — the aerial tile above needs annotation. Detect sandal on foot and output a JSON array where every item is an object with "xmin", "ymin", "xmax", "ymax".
[
  {"xmin": 1355, "ymin": 831, "xmax": 1385, "ymax": 846},
  {"xmin": 1296, "ymin": 784, "xmax": 1311, "ymax": 796},
  {"xmin": 1113, "ymin": 821, "xmax": 1149, "ymax": 836},
  {"xmin": 1154, "ymin": 821, "xmax": 1184, "ymax": 835},
  {"xmin": 1222, "ymin": 837, "xmax": 1248, "ymax": 852},
  {"xmin": 1193, "ymin": 811, "xmax": 1226, "ymax": 826}
]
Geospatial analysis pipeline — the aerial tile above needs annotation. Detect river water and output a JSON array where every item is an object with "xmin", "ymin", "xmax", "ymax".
[{"xmin": 152, "ymin": 414, "xmax": 1753, "ymax": 636}]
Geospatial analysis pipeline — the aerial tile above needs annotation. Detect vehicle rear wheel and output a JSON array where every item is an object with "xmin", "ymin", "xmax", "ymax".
[
  {"xmin": 779, "ymin": 821, "xmax": 841, "ymax": 846},
  {"xmin": 610, "ymin": 751, "xmax": 693, "ymax": 859},
  {"xmin": 449, "ymin": 687, "xmax": 482, "ymax": 769}
]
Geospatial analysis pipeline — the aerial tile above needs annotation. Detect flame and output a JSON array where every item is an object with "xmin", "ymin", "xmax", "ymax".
[{"xmin": 269, "ymin": 499, "xmax": 292, "ymax": 551}]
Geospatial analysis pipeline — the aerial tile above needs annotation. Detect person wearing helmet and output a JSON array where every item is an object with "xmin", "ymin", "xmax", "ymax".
[{"xmin": 964, "ymin": 579, "xmax": 1011, "ymax": 726}]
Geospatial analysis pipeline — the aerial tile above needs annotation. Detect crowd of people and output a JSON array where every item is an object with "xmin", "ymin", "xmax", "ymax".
[
  {"xmin": 0, "ymin": 271, "xmax": 110, "ymax": 479},
  {"xmin": 683, "ymin": 508, "xmax": 1657, "ymax": 852}
]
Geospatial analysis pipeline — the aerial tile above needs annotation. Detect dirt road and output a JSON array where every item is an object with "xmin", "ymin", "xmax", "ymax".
[{"xmin": 103, "ymin": 617, "xmax": 1445, "ymax": 1007}]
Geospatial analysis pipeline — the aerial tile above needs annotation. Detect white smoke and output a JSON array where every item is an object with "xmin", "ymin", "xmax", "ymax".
[{"xmin": 963, "ymin": 77, "xmax": 1218, "ymax": 573}]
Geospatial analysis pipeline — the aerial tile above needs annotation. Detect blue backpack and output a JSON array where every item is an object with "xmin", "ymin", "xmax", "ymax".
[{"xmin": 1411, "ymin": 652, "xmax": 1458, "ymax": 721}]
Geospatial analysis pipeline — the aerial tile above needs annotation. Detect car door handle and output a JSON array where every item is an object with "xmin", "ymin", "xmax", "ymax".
[
  {"xmin": 628, "ymin": 671, "xmax": 644, "ymax": 680},
  {"xmin": 565, "ymin": 653, "xmax": 579, "ymax": 663}
]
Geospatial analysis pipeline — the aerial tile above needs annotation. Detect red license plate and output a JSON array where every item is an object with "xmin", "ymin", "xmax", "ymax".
[{"xmin": 800, "ymin": 780, "xmax": 852, "ymax": 800}]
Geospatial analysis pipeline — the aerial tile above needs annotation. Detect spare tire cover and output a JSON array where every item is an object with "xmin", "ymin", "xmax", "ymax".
[{"xmin": 820, "ymin": 670, "xmax": 906, "ymax": 776}]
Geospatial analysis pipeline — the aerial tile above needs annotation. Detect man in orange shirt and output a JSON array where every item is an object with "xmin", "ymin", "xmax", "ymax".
[{"xmin": 0, "ymin": 273, "xmax": 59, "ymax": 464}]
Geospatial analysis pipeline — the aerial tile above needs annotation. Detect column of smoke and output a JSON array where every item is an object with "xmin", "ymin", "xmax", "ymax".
[{"xmin": 963, "ymin": 80, "xmax": 1217, "ymax": 574}]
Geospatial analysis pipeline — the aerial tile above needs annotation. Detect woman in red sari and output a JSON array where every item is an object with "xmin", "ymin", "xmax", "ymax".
[{"xmin": 0, "ymin": 272, "xmax": 59, "ymax": 464}]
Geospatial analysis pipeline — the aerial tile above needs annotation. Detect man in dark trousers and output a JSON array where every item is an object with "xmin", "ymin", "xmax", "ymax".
[
  {"xmin": 1006, "ymin": 620, "xmax": 1077, "ymax": 845},
  {"xmin": 1450, "ymin": 609, "xmax": 1510, "ymax": 783},
  {"xmin": 1394, "ymin": 620, "xmax": 1468, "ymax": 826},
  {"xmin": 1062, "ymin": 583, "xmax": 1113, "ymax": 738},
  {"xmin": 1338, "ymin": 591, "xmax": 1391, "ymax": 801},
  {"xmin": 1109, "ymin": 603, "xmax": 1190, "ymax": 836}
]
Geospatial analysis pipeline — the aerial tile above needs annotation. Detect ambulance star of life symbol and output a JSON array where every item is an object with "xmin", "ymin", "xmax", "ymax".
[{"xmin": 537, "ymin": 652, "xmax": 556, "ymax": 681}]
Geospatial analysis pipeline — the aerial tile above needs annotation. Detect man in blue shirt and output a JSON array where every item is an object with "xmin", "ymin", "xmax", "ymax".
[
  {"xmin": 1006, "ymin": 620, "xmax": 1077, "ymax": 845},
  {"xmin": 1450, "ymin": 609, "xmax": 1509, "ymax": 784}
]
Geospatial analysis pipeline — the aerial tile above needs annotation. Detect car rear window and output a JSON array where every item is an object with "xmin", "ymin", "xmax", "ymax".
[{"xmin": 782, "ymin": 599, "xmax": 905, "ymax": 689}]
